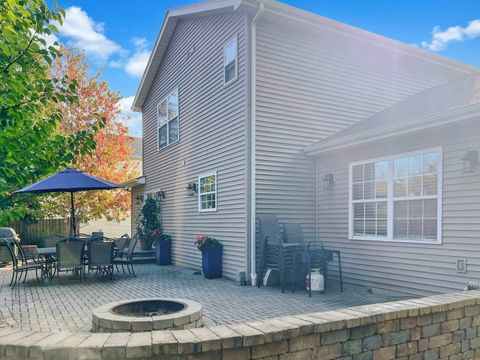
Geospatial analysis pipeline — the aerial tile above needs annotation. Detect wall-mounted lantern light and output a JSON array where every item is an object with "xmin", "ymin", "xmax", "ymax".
[
  {"xmin": 135, "ymin": 194, "xmax": 144, "ymax": 204},
  {"xmin": 322, "ymin": 173, "xmax": 335, "ymax": 190},
  {"xmin": 186, "ymin": 182, "xmax": 198, "ymax": 197},
  {"xmin": 462, "ymin": 150, "xmax": 478, "ymax": 173},
  {"xmin": 156, "ymin": 190, "xmax": 166, "ymax": 199}
]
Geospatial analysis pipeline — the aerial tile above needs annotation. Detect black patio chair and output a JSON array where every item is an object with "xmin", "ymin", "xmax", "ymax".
[
  {"xmin": 256, "ymin": 214, "xmax": 305, "ymax": 293},
  {"xmin": 56, "ymin": 238, "xmax": 85, "ymax": 280},
  {"xmin": 0, "ymin": 239, "xmax": 43, "ymax": 288},
  {"xmin": 88, "ymin": 239, "xmax": 115, "ymax": 279},
  {"xmin": 42, "ymin": 234, "xmax": 65, "ymax": 248},
  {"xmin": 114, "ymin": 234, "xmax": 130, "ymax": 257},
  {"xmin": 113, "ymin": 233, "xmax": 138, "ymax": 277},
  {"xmin": 282, "ymin": 222, "xmax": 343, "ymax": 295},
  {"xmin": 90, "ymin": 232, "xmax": 104, "ymax": 240}
]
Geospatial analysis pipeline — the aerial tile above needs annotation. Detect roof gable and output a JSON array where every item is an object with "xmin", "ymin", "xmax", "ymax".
[{"xmin": 131, "ymin": 0, "xmax": 242, "ymax": 112}]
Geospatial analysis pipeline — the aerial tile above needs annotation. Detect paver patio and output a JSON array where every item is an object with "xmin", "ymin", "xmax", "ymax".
[{"xmin": 0, "ymin": 264, "xmax": 412, "ymax": 333}]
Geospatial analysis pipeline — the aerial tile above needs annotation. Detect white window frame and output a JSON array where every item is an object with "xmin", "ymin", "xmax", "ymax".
[
  {"xmin": 198, "ymin": 171, "xmax": 217, "ymax": 213},
  {"xmin": 223, "ymin": 36, "xmax": 238, "ymax": 86},
  {"xmin": 348, "ymin": 147, "xmax": 443, "ymax": 244},
  {"xmin": 156, "ymin": 87, "xmax": 179, "ymax": 151}
]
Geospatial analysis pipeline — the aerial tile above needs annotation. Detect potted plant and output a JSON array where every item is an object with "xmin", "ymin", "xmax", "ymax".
[
  {"xmin": 155, "ymin": 234, "xmax": 172, "ymax": 265},
  {"xmin": 137, "ymin": 197, "xmax": 161, "ymax": 251},
  {"xmin": 195, "ymin": 235, "xmax": 223, "ymax": 279}
]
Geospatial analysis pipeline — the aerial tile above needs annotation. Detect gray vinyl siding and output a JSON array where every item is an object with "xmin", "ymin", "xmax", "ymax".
[
  {"xmin": 315, "ymin": 120, "xmax": 480, "ymax": 296},
  {"xmin": 141, "ymin": 12, "xmax": 248, "ymax": 279},
  {"xmin": 254, "ymin": 16, "xmax": 474, "ymax": 246}
]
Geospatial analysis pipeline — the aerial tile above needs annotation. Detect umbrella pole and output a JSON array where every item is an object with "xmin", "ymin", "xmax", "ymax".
[{"xmin": 70, "ymin": 192, "xmax": 76, "ymax": 237}]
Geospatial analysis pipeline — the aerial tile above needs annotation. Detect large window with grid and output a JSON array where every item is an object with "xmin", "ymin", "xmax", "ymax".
[
  {"xmin": 349, "ymin": 148, "xmax": 442, "ymax": 243},
  {"xmin": 199, "ymin": 172, "xmax": 217, "ymax": 212},
  {"xmin": 157, "ymin": 88, "xmax": 179, "ymax": 150}
]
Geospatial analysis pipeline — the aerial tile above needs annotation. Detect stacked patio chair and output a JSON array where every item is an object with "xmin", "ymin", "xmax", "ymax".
[
  {"xmin": 256, "ymin": 215, "xmax": 343, "ymax": 295},
  {"xmin": 56, "ymin": 238, "xmax": 86, "ymax": 280},
  {"xmin": 113, "ymin": 233, "xmax": 138, "ymax": 277},
  {"xmin": 88, "ymin": 238, "xmax": 115, "ymax": 279},
  {"xmin": 256, "ymin": 214, "xmax": 306, "ymax": 293}
]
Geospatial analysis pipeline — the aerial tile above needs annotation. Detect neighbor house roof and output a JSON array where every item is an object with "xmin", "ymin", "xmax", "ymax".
[
  {"xmin": 131, "ymin": 0, "xmax": 477, "ymax": 112},
  {"xmin": 304, "ymin": 72, "xmax": 480, "ymax": 156}
]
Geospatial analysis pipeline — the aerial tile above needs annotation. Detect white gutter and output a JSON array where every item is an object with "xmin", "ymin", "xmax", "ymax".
[{"xmin": 249, "ymin": 2, "xmax": 264, "ymax": 287}]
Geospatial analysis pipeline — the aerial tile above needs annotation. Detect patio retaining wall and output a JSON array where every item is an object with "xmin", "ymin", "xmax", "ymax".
[{"xmin": 1, "ymin": 290, "xmax": 480, "ymax": 359}]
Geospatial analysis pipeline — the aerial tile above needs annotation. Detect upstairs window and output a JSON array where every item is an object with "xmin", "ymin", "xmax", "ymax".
[
  {"xmin": 157, "ymin": 88, "xmax": 179, "ymax": 150},
  {"xmin": 349, "ymin": 148, "xmax": 442, "ymax": 243},
  {"xmin": 224, "ymin": 37, "xmax": 237, "ymax": 85},
  {"xmin": 199, "ymin": 172, "xmax": 217, "ymax": 212}
]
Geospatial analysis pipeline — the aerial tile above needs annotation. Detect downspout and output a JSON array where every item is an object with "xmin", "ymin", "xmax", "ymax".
[
  {"xmin": 249, "ymin": 2, "xmax": 264, "ymax": 287},
  {"xmin": 315, "ymin": 160, "xmax": 319, "ymax": 244}
]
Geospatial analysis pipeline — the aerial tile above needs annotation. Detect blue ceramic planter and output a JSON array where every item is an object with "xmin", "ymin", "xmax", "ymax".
[
  {"xmin": 201, "ymin": 245, "xmax": 222, "ymax": 279},
  {"xmin": 155, "ymin": 238, "xmax": 172, "ymax": 265}
]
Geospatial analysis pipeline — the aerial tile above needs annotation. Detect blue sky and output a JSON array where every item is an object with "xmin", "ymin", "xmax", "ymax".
[{"xmin": 50, "ymin": 0, "xmax": 480, "ymax": 137}]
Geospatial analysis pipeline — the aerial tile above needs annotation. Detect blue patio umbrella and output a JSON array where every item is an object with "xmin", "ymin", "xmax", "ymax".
[{"xmin": 13, "ymin": 168, "xmax": 125, "ymax": 236}]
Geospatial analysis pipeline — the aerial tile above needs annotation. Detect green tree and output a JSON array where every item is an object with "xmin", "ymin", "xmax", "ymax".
[{"xmin": 0, "ymin": 0, "xmax": 102, "ymax": 224}]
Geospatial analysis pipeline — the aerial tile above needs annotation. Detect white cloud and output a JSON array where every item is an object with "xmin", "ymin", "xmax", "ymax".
[
  {"xmin": 421, "ymin": 19, "xmax": 480, "ymax": 51},
  {"xmin": 58, "ymin": 6, "xmax": 124, "ymax": 61},
  {"xmin": 125, "ymin": 50, "xmax": 150, "ymax": 77},
  {"xmin": 107, "ymin": 37, "xmax": 150, "ymax": 77},
  {"xmin": 55, "ymin": 7, "xmax": 149, "ymax": 76},
  {"xmin": 118, "ymin": 96, "xmax": 142, "ymax": 137},
  {"xmin": 465, "ymin": 20, "xmax": 480, "ymax": 38},
  {"xmin": 131, "ymin": 37, "xmax": 148, "ymax": 49}
]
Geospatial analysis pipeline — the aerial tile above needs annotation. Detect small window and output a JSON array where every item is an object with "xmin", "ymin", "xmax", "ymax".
[
  {"xmin": 199, "ymin": 172, "xmax": 217, "ymax": 212},
  {"xmin": 223, "ymin": 37, "xmax": 237, "ymax": 85},
  {"xmin": 157, "ymin": 88, "xmax": 179, "ymax": 150}
]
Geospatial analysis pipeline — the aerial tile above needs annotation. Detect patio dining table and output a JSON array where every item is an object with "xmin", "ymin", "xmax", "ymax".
[{"xmin": 37, "ymin": 247, "xmax": 57, "ymax": 281}]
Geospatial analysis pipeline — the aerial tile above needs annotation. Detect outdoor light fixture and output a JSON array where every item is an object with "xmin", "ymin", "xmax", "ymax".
[
  {"xmin": 322, "ymin": 173, "xmax": 335, "ymax": 190},
  {"xmin": 186, "ymin": 182, "xmax": 198, "ymax": 197},
  {"xmin": 135, "ymin": 195, "xmax": 144, "ymax": 204},
  {"xmin": 156, "ymin": 190, "xmax": 166, "ymax": 199},
  {"xmin": 462, "ymin": 150, "xmax": 478, "ymax": 173}
]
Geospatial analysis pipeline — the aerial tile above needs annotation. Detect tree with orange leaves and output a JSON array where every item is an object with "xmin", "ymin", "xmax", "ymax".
[{"xmin": 42, "ymin": 47, "xmax": 138, "ymax": 224}]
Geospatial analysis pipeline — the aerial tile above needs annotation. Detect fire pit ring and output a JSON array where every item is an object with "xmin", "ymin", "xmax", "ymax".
[{"xmin": 92, "ymin": 298, "xmax": 203, "ymax": 332}]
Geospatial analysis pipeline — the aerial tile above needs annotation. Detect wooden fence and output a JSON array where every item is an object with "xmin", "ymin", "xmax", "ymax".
[{"xmin": 12, "ymin": 219, "xmax": 70, "ymax": 245}]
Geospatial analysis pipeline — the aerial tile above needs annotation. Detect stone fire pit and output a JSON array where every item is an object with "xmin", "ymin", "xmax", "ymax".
[{"xmin": 92, "ymin": 298, "xmax": 203, "ymax": 332}]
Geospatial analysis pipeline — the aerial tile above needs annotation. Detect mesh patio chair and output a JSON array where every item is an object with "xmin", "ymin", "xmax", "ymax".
[
  {"xmin": 113, "ymin": 233, "xmax": 138, "ymax": 277},
  {"xmin": 282, "ymin": 223, "xmax": 343, "ymax": 295},
  {"xmin": 42, "ymin": 234, "xmax": 65, "ymax": 248},
  {"xmin": 88, "ymin": 239, "xmax": 114, "ymax": 279},
  {"xmin": 0, "ymin": 238, "xmax": 44, "ymax": 288},
  {"xmin": 56, "ymin": 238, "xmax": 85, "ymax": 280},
  {"xmin": 2, "ymin": 227, "xmax": 42, "ymax": 263},
  {"xmin": 113, "ymin": 234, "xmax": 130, "ymax": 257},
  {"xmin": 90, "ymin": 232, "xmax": 104, "ymax": 240}
]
